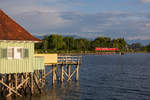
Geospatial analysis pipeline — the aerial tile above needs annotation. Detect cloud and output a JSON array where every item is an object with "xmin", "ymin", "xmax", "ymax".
[
  {"xmin": 140, "ymin": 0, "xmax": 150, "ymax": 3},
  {"xmin": 1, "ymin": 0, "xmax": 150, "ymax": 41},
  {"xmin": 13, "ymin": 11, "xmax": 72, "ymax": 33},
  {"xmin": 5, "ymin": 10, "xmax": 150, "ymax": 41},
  {"xmin": 127, "ymin": 36, "xmax": 150, "ymax": 40}
]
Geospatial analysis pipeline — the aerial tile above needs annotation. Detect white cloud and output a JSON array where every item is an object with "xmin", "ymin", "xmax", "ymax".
[
  {"xmin": 1, "ymin": 0, "xmax": 150, "ymax": 42},
  {"xmin": 13, "ymin": 11, "xmax": 73, "ymax": 33}
]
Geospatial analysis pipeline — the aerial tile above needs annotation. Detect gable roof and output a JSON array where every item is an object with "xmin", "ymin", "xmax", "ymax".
[{"xmin": 0, "ymin": 9, "xmax": 41, "ymax": 42}]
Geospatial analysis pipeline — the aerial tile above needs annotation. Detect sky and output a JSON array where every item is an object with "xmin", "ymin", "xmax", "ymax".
[{"xmin": 1, "ymin": 0, "xmax": 150, "ymax": 42}]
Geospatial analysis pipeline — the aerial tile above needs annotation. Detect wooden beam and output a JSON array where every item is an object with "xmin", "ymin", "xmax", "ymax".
[
  {"xmin": 67, "ymin": 65, "xmax": 71, "ymax": 81},
  {"xmin": 33, "ymin": 74, "xmax": 41, "ymax": 93},
  {"xmin": 0, "ymin": 81, "xmax": 22, "ymax": 97},
  {"xmin": 67, "ymin": 69, "xmax": 76, "ymax": 81},
  {"xmin": 6, "ymin": 77, "xmax": 29, "ymax": 97}
]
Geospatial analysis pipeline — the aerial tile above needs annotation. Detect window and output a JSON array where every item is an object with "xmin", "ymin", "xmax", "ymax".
[
  {"xmin": 7, "ymin": 47, "xmax": 14, "ymax": 59},
  {"xmin": 7, "ymin": 47, "xmax": 28, "ymax": 59}
]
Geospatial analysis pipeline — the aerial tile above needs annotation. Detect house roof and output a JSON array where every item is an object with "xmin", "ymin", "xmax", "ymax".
[{"xmin": 0, "ymin": 9, "xmax": 41, "ymax": 42}]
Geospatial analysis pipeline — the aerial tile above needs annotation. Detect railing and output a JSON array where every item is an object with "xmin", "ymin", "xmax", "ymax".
[{"xmin": 58, "ymin": 55, "xmax": 82, "ymax": 64}]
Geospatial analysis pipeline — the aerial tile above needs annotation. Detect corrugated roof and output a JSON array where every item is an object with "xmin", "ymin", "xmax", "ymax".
[{"xmin": 0, "ymin": 9, "xmax": 41, "ymax": 42}]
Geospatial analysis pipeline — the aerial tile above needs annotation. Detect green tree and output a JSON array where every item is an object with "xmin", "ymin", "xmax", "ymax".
[
  {"xmin": 145, "ymin": 43, "xmax": 150, "ymax": 52},
  {"xmin": 42, "ymin": 36, "xmax": 49, "ymax": 49},
  {"xmin": 129, "ymin": 43, "xmax": 144, "ymax": 51},
  {"xmin": 74, "ymin": 38, "xmax": 90, "ymax": 51},
  {"xmin": 63, "ymin": 36, "xmax": 75, "ymax": 51},
  {"xmin": 48, "ymin": 34, "xmax": 64, "ymax": 50},
  {"xmin": 112, "ymin": 38, "xmax": 127, "ymax": 51},
  {"xmin": 91, "ymin": 37, "xmax": 111, "ymax": 49}
]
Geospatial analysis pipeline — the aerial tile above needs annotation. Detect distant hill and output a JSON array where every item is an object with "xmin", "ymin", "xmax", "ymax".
[
  {"xmin": 34, "ymin": 35, "xmax": 44, "ymax": 40},
  {"xmin": 127, "ymin": 39, "xmax": 150, "ymax": 45}
]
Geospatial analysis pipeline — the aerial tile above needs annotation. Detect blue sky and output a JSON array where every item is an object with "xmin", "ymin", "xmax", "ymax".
[{"xmin": 1, "ymin": 0, "xmax": 150, "ymax": 42}]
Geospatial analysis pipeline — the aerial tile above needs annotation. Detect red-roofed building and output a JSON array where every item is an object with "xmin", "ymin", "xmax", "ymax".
[
  {"xmin": 0, "ymin": 9, "xmax": 44, "ymax": 74},
  {"xmin": 0, "ymin": 9, "xmax": 41, "ymax": 42}
]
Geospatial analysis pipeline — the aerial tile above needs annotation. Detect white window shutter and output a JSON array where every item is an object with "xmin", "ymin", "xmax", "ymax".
[{"xmin": 7, "ymin": 47, "xmax": 14, "ymax": 59}]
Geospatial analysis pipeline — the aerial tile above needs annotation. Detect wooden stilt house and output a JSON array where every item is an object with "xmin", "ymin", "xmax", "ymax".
[
  {"xmin": 0, "ymin": 9, "xmax": 44, "ymax": 73},
  {"xmin": 0, "ymin": 9, "xmax": 81, "ymax": 97}
]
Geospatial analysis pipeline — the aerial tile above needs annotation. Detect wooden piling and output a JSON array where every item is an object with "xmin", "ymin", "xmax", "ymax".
[
  {"xmin": 41, "ymin": 69, "xmax": 46, "ymax": 88},
  {"xmin": 60, "ymin": 65, "xmax": 64, "ymax": 83},
  {"xmin": 67, "ymin": 65, "xmax": 71, "ymax": 81},
  {"xmin": 75, "ymin": 64, "xmax": 79, "ymax": 81},
  {"xmin": 52, "ymin": 65, "xmax": 57, "ymax": 85},
  {"xmin": 15, "ymin": 74, "xmax": 17, "ymax": 92},
  {"xmin": 0, "ymin": 55, "xmax": 81, "ymax": 98},
  {"xmin": 30, "ymin": 72, "xmax": 34, "ymax": 95},
  {"xmin": 8, "ymin": 74, "xmax": 11, "ymax": 95}
]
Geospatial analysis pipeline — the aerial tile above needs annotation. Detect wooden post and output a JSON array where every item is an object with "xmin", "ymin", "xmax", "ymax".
[
  {"xmin": 30, "ymin": 72, "xmax": 34, "ymax": 95},
  {"xmin": 37, "ymin": 70, "xmax": 39, "ymax": 80},
  {"xmin": 41, "ymin": 69, "xmax": 46, "ymax": 88},
  {"xmin": 75, "ymin": 64, "xmax": 79, "ymax": 81},
  {"xmin": 67, "ymin": 65, "xmax": 71, "ymax": 81},
  {"xmin": 20, "ymin": 73, "xmax": 24, "ymax": 95},
  {"xmin": 60, "ymin": 65, "xmax": 64, "ymax": 83},
  {"xmin": 24, "ymin": 73, "xmax": 28, "ymax": 95},
  {"xmin": 15, "ymin": 74, "xmax": 18, "ymax": 93},
  {"xmin": 8, "ymin": 74, "xmax": 11, "ymax": 95},
  {"xmin": 52, "ymin": 65, "xmax": 57, "ymax": 85},
  {"xmin": 1, "ymin": 74, "xmax": 4, "ymax": 96}
]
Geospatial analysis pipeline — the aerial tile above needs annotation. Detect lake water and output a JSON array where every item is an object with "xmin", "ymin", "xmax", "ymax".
[{"xmin": 3, "ymin": 53, "xmax": 150, "ymax": 100}]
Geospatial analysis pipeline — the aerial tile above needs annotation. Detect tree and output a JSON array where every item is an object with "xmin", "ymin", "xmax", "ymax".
[
  {"xmin": 145, "ymin": 43, "xmax": 150, "ymax": 52},
  {"xmin": 91, "ymin": 37, "xmax": 112, "ymax": 49},
  {"xmin": 129, "ymin": 43, "xmax": 144, "ymax": 51},
  {"xmin": 74, "ymin": 38, "xmax": 90, "ymax": 51},
  {"xmin": 112, "ymin": 38, "xmax": 127, "ymax": 51},
  {"xmin": 42, "ymin": 36, "xmax": 49, "ymax": 49},
  {"xmin": 63, "ymin": 36, "xmax": 75, "ymax": 51},
  {"xmin": 48, "ymin": 34, "xmax": 64, "ymax": 50}
]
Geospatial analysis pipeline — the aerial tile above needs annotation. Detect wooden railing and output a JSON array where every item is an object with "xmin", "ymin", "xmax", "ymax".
[{"xmin": 58, "ymin": 55, "xmax": 82, "ymax": 64}]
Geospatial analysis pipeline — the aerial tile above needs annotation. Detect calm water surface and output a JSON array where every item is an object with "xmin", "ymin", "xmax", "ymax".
[{"xmin": 3, "ymin": 53, "xmax": 150, "ymax": 100}]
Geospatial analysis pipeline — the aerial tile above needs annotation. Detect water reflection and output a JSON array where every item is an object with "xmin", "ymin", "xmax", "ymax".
[{"xmin": 40, "ymin": 82, "xmax": 80, "ymax": 100}]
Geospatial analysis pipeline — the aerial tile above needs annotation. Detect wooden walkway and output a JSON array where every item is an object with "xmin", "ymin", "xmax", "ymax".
[
  {"xmin": 45, "ymin": 55, "xmax": 82, "ymax": 85},
  {"xmin": 58, "ymin": 55, "xmax": 82, "ymax": 64}
]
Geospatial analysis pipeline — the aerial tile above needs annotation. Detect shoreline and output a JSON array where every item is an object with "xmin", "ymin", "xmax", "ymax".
[{"xmin": 35, "ymin": 51, "xmax": 150, "ymax": 56}]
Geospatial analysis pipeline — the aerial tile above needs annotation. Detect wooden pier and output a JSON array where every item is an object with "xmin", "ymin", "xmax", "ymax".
[
  {"xmin": 0, "ymin": 54, "xmax": 82, "ymax": 98},
  {"xmin": 0, "ymin": 10, "xmax": 82, "ymax": 98}
]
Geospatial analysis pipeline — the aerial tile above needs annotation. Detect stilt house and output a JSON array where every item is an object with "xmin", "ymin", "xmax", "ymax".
[{"xmin": 0, "ymin": 10, "xmax": 44, "ymax": 74}]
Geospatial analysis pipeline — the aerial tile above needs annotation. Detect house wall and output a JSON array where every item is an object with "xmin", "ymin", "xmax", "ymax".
[
  {"xmin": 33, "ymin": 56, "xmax": 44, "ymax": 70},
  {"xmin": 0, "ymin": 41, "xmax": 44, "ymax": 74}
]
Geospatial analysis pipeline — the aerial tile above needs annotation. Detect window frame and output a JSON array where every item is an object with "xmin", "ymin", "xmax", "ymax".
[{"xmin": 7, "ymin": 47, "xmax": 24, "ymax": 59}]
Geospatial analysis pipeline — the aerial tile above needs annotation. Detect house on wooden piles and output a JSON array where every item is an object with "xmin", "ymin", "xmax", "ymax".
[{"xmin": 0, "ymin": 9, "xmax": 44, "ymax": 74}]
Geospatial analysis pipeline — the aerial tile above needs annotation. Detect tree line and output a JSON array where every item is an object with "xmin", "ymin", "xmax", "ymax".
[{"xmin": 35, "ymin": 34, "xmax": 150, "ymax": 53}]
